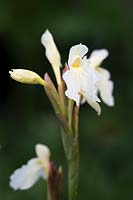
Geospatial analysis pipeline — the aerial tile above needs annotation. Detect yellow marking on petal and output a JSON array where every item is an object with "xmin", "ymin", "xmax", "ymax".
[
  {"xmin": 96, "ymin": 66, "xmax": 102, "ymax": 72},
  {"xmin": 72, "ymin": 57, "xmax": 81, "ymax": 68},
  {"xmin": 96, "ymin": 66, "xmax": 99, "ymax": 70},
  {"xmin": 37, "ymin": 160, "xmax": 42, "ymax": 165}
]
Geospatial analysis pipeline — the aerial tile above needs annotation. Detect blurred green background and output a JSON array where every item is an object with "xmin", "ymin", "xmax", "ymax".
[{"xmin": 0, "ymin": 0, "xmax": 133, "ymax": 199}]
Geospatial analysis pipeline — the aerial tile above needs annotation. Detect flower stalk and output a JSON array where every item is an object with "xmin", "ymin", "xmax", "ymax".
[
  {"xmin": 44, "ymin": 75, "xmax": 79, "ymax": 200},
  {"xmin": 61, "ymin": 104, "xmax": 79, "ymax": 200},
  {"xmin": 44, "ymin": 73, "xmax": 79, "ymax": 200},
  {"xmin": 68, "ymin": 138, "xmax": 79, "ymax": 200},
  {"xmin": 61, "ymin": 128, "xmax": 79, "ymax": 200}
]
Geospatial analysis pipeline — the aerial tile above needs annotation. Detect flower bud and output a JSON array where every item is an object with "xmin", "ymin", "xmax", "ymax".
[{"xmin": 9, "ymin": 69, "xmax": 45, "ymax": 85}]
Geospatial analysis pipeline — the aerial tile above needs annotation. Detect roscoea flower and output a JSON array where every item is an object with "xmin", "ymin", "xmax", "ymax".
[
  {"xmin": 88, "ymin": 49, "xmax": 114, "ymax": 106},
  {"xmin": 41, "ymin": 30, "xmax": 62, "ymax": 85},
  {"xmin": 63, "ymin": 44, "xmax": 101, "ymax": 115},
  {"xmin": 9, "ymin": 69, "xmax": 45, "ymax": 86},
  {"xmin": 10, "ymin": 144, "xmax": 50, "ymax": 190}
]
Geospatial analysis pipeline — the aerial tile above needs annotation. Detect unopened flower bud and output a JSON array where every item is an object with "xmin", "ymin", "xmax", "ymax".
[{"xmin": 9, "ymin": 69, "xmax": 45, "ymax": 86}]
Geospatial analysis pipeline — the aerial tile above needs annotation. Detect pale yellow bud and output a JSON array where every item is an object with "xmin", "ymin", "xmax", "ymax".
[
  {"xmin": 9, "ymin": 69, "xmax": 45, "ymax": 86},
  {"xmin": 41, "ymin": 30, "xmax": 62, "ymax": 85}
]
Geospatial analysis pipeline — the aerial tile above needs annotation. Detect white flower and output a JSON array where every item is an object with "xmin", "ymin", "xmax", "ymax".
[
  {"xmin": 9, "ymin": 144, "xmax": 50, "ymax": 190},
  {"xmin": 88, "ymin": 49, "xmax": 114, "ymax": 106},
  {"xmin": 41, "ymin": 30, "xmax": 62, "ymax": 85},
  {"xmin": 9, "ymin": 69, "xmax": 45, "ymax": 86},
  {"xmin": 63, "ymin": 44, "xmax": 101, "ymax": 115}
]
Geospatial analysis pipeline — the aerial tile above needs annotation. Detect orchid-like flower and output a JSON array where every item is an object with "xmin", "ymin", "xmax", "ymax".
[
  {"xmin": 63, "ymin": 45, "xmax": 114, "ymax": 115},
  {"xmin": 88, "ymin": 49, "xmax": 114, "ymax": 106},
  {"xmin": 63, "ymin": 44, "xmax": 101, "ymax": 115},
  {"xmin": 10, "ymin": 144, "xmax": 50, "ymax": 190},
  {"xmin": 41, "ymin": 30, "xmax": 62, "ymax": 85}
]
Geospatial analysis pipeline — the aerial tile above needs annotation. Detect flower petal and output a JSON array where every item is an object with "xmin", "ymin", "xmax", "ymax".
[
  {"xmin": 68, "ymin": 44, "xmax": 88, "ymax": 67},
  {"xmin": 86, "ymin": 97, "xmax": 101, "ymax": 115},
  {"xmin": 97, "ymin": 68, "xmax": 110, "ymax": 80},
  {"xmin": 63, "ymin": 63, "xmax": 100, "ymax": 107},
  {"xmin": 63, "ymin": 69, "xmax": 81, "ymax": 105},
  {"xmin": 81, "ymin": 67, "xmax": 99, "ymax": 101},
  {"xmin": 10, "ymin": 158, "xmax": 45, "ymax": 190},
  {"xmin": 41, "ymin": 30, "xmax": 61, "ymax": 68},
  {"xmin": 89, "ymin": 49, "xmax": 109, "ymax": 68},
  {"xmin": 98, "ymin": 79, "xmax": 114, "ymax": 106},
  {"xmin": 97, "ymin": 68, "xmax": 114, "ymax": 106},
  {"xmin": 36, "ymin": 144, "xmax": 50, "ymax": 179},
  {"xmin": 41, "ymin": 30, "xmax": 61, "ymax": 85}
]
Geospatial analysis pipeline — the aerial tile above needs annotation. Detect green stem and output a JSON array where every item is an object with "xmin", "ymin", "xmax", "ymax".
[
  {"xmin": 61, "ymin": 128, "xmax": 79, "ymax": 200},
  {"xmin": 68, "ymin": 99, "xmax": 74, "ymax": 132},
  {"xmin": 68, "ymin": 138, "xmax": 79, "ymax": 200}
]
